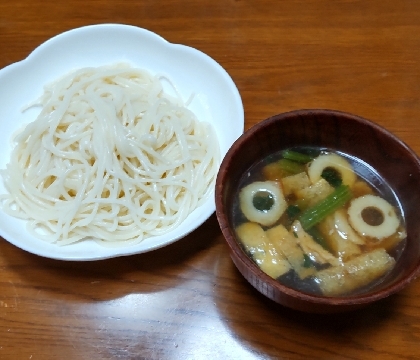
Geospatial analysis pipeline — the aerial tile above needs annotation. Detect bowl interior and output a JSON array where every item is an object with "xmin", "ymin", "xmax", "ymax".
[{"xmin": 216, "ymin": 109, "xmax": 420, "ymax": 309}]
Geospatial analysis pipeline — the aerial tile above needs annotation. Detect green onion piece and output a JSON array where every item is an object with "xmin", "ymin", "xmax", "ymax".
[
  {"xmin": 253, "ymin": 193, "xmax": 274, "ymax": 211},
  {"xmin": 305, "ymin": 148, "xmax": 321, "ymax": 158},
  {"xmin": 303, "ymin": 254, "xmax": 313, "ymax": 268},
  {"xmin": 282, "ymin": 150, "xmax": 315, "ymax": 164},
  {"xmin": 321, "ymin": 167, "xmax": 342, "ymax": 188},
  {"xmin": 286, "ymin": 204, "xmax": 301, "ymax": 219},
  {"xmin": 298, "ymin": 185, "xmax": 352, "ymax": 230},
  {"xmin": 277, "ymin": 159, "xmax": 305, "ymax": 175},
  {"xmin": 305, "ymin": 227, "xmax": 330, "ymax": 251},
  {"xmin": 262, "ymin": 154, "xmax": 278, "ymax": 165}
]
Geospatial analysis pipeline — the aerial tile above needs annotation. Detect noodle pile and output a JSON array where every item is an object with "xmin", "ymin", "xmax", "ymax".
[{"xmin": 0, "ymin": 63, "xmax": 220, "ymax": 246}]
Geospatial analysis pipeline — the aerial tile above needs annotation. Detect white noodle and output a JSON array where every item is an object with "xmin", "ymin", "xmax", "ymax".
[{"xmin": 0, "ymin": 63, "xmax": 220, "ymax": 246}]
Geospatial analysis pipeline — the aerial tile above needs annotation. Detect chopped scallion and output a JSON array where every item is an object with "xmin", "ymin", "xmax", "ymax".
[
  {"xmin": 277, "ymin": 159, "xmax": 305, "ymax": 175},
  {"xmin": 305, "ymin": 227, "xmax": 331, "ymax": 251},
  {"xmin": 253, "ymin": 192, "xmax": 274, "ymax": 211},
  {"xmin": 303, "ymin": 254, "xmax": 313, "ymax": 268},
  {"xmin": 286, "ymin": 204, "xmax": 301, "ymax": 219},
  {"xmin": 298, "ymin": 185, "xmax": 352, "ymax": 230},
  {"xmin": 321, "ymin": 167, "xmax": 342, "ymax": 188},
  {"xmin": 282, "ymin": 150, "xmax": 315, "ymax": 164}
]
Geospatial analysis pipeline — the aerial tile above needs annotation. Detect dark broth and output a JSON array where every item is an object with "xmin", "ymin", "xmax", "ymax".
[{"xmin": 232, "ymin": 147, "xmax": 406, "ymax": 297}]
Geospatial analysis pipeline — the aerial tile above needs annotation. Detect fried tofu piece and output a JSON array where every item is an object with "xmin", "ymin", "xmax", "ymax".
[
  {"xmin": 281, "ymin": 172, "xmax": 311, "ymax": 197},
  {"xmin": 318, "ymin": 213, "xmax": 362, "ymax": 261},
  {"xmin": 295, "ymin": 178, "xmax": 335, "ymax": 207},
  {"xmin": 235, "ymin": 222, "xmax": 291, "ymax": 279},
  {"xmin": 351, "ymin": 180, "xmax": 375, "ymax": 198},
  {"xmin": 266, "ymin": 224, "xmax": 316, "ymax": 279},
  {"xmin": 235, "ymin": 222, "xmax": 267, "ymax": 258},
  {"xmin": 262, "ymin": 162, "xmax": 287, "ymax": 181},
  {"xmin": 315, "ymin": 248, "xmax": 396, "ymax": 296},
  {"xmin": 333, "ymin": 209, "xmax": 365, "ymax": 245},
  {"xmin": 291, "ymin": 220, "xmax": 339, "ymax": 266},
  {"xmin": 258, "ymin": 246, "xmax": 292, "ymax": 279}
]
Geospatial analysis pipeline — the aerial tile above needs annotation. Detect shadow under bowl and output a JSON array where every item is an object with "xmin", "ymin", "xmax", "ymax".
[{"xmin": 215, "ymin": 109, "xmax": 420, "ymax": 313}]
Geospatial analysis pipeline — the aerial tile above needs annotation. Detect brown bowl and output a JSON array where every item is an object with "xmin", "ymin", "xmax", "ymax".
[{"xmin": 215, "ymin": 109, "xmax": 420, "ymax": 313}]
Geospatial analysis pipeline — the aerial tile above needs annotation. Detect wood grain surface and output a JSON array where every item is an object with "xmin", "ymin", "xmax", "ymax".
[{"xmin": 1, "ymin": 1, "xmax": 420, "ymax": 359}]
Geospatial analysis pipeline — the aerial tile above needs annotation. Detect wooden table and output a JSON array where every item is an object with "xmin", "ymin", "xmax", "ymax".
[{"xmin": 1, "ymin": 1, "xmax": 420, "ymax": 359}]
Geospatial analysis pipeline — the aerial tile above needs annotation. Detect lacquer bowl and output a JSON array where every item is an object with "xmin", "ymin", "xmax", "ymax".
[{"xmin": 215, "ymin": 109, "xmax": 420, "ymax": 313}]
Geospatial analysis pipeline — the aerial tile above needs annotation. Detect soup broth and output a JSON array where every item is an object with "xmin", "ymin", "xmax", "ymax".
[{"xmin": 232, "ymin": 147, "xmax": 406, "ymax": 297}]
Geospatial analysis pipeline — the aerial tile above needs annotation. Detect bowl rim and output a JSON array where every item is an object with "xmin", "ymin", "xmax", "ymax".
[{"xmin": 216, "ymin": 108, "xmax": 420, "ymax": 307}]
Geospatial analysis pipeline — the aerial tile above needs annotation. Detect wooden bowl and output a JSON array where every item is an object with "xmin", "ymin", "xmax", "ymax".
[{"xmin": 215, "ymin": 109, "xmax": 420, "ymax": 313}]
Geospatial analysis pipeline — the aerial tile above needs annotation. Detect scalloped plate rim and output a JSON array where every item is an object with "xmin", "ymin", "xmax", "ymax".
[{"xmin": 0, "ymin": 24, "xmax": 244, "ymax": 261}]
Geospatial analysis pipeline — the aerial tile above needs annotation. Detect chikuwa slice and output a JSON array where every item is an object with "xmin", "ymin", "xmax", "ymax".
[{"xmin": 348, "ymin": 194, "xmax": 400, "ymax": 239}]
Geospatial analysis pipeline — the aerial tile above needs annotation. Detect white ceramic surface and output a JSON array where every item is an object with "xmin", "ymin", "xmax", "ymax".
[{"xmin": 0, "ymin": 24, "xmax": 244, "ymax": 260}]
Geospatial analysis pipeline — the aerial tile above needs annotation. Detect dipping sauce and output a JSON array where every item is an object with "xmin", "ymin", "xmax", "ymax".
[{"xmin": 233, "ymin": 147, "xmax": 406, "ymax": 297}]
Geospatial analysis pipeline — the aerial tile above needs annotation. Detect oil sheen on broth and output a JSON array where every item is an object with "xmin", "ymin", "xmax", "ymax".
[{"xmin": 232, "ymin": 147, "xmax": 406, "ymax": 297}]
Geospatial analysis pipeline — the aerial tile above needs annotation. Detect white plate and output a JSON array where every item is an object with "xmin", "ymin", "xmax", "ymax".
[{"xmin": 0, "ymin": 24, "xmax": 244, "ymax": 260}]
